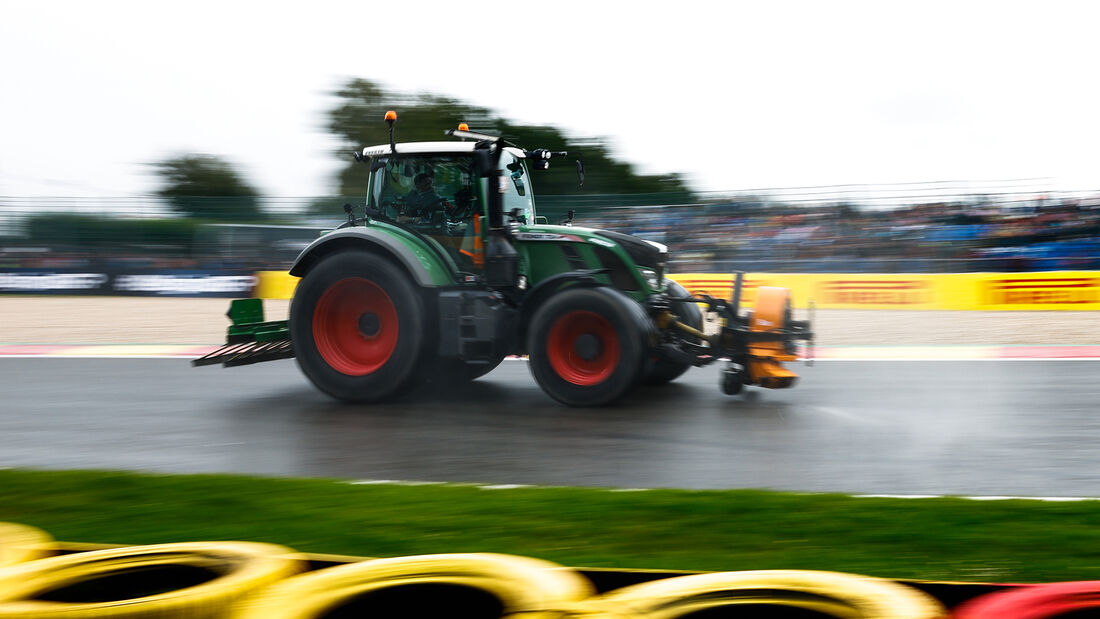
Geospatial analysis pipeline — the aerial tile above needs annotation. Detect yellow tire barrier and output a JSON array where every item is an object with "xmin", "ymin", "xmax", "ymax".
[
  {"xmin": 232, "ymin": 552, "xmax": 596, "ymax": 618},
  {"xmin": 592, "ymin": 569, "xmax": 948, "ymax": 618},
  {"xmin": 0, "ymin": 523, "xmax": 54, "ymax": 571},
  {"xmin": 0, "ymin": 542, "xmax": 305, "ymax": 618},
  {"xmin": 0, "ymin": 523, "xmax": 55, "ymax": 568}
]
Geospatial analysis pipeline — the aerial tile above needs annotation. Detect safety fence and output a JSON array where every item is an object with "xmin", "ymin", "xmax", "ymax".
[
  {"xmin": 0, "ymin": 521, "xmax": 1096, "ymax": 617},
  {"xmin": 0, "ymin": 267, "xmax": 256, "ymax": 297},
  {"xmin": 250, "ymin": 270, "xmax": 1100, "ymax": 311},
  {"xmin": 3, "ymin": 182, "xmax": 1100, "ymax": 277},
  {"xmin": 2, "ymin": 264, "xmax": 1098, "ymax": 310}
]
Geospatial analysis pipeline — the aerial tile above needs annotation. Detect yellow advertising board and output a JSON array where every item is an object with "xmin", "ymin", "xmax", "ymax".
[
  {"xmin": 665, "ymin": 274, "xmax": 793, "ymax": 307},
  {"xmin": 256, "ymin": 270, "xmax": 1100, "ymax": 310},
  {"xmin": 970, "ymin": 272, "xmax": 1100, "ymax": 310},
  {"xmin": 666, "ymin": 271, "xmax": 1100, "ymax": 311},
  {"xmin": 667, "ymin": 274, "xmax": 951, "ymax": 311}
]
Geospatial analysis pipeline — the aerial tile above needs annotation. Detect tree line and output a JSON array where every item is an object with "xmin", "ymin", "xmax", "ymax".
[{"xmin": 155, "ymin": 78, "xmax": 692, "ymax": 222}]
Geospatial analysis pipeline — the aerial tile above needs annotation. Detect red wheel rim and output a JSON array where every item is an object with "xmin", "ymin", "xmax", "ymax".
[
  {"xmin": 312, "ymin": 278, "xmax": 398, "ymax": 376},
  {"xmin": 546, "ymin": 310, "xmax": 620, "ymax": 386}
]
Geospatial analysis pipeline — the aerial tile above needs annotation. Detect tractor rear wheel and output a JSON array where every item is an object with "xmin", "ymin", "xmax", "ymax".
[
  {"xmin": 290, "ymin": 251, "xmax": 426, "ymax": 402},
  {"xmin": 527, "ymin": 287, "xmax": 648, "ymax": 407},
  {"xmin": 643, "ymin": 280, "xmax": 704, "ymax": 385}
]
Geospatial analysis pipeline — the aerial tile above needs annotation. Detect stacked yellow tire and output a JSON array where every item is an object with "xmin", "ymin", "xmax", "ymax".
[
  {"xmin": 588, "ymin": 570, "xmax": 948, "ymax": 618},
  {"xmin": 231, "ymin": 553, "xmax": 596, "ymax": 618},
  {"xmin": 0, "ymin": 521, "xmax": 950, "ymax": 619},
  {"xmin": 23, "ymin": 521, "xmax": 1100, "ymax": 617},
  {"xmin": 0, "ymin": 535, "xmax": 303, "ymax": 618},
  {"xmin": 0, "ymin": 523, "xmax": 55, "ymax": 569}
]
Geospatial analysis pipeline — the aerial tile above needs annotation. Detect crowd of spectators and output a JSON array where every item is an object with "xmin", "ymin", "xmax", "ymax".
[
  {"xmin": 3, "ymin": 192, "xmax": 1100, "ymax": 274},
  {"xmin": 585, "ymin": 194, "xmax": 1100, "ymax": 273}
]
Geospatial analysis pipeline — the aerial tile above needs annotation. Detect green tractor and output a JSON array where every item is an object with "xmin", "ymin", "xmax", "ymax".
[{"xmin": 195, "ymin": 112, "xmax": 813, "ymax": 406}]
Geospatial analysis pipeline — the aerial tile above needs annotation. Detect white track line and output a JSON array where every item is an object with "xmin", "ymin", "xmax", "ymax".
[{"xmin": 340, "ymin": 480, "xmax": 1098, "ymax": 501}]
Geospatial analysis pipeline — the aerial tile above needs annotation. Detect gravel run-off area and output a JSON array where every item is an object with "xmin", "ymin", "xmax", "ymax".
[{"xmin": 2, "ymin": 296, "xmax": 1099, "ymax": 346}]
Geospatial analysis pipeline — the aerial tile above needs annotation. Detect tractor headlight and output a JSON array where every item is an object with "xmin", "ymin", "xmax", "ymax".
[{"xmin": 639, "ymin": 268, "xmax": 660, "ymax": 291}]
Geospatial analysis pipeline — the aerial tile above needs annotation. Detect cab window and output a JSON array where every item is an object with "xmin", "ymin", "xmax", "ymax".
[{"xmin": 500, "ymin": 152, "xmax": 535, "ymax": 224}]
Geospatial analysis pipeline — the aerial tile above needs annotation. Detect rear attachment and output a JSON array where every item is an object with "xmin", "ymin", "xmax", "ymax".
[{"xmin": 191, "ymin": 299, "xmax": 294, "ymax": 368}]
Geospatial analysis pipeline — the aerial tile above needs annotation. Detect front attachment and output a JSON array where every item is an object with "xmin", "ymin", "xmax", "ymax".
[
  {"xmin": 191, "ymin": 299, "xmax": 293, "ymax": 368},
  {"xmin": 745, "ymin": 286, "xmax": 800, "ymax": 388},
  {"xmin": 675, "ymin": 272, "xmax": 813, "ymax": 394}
]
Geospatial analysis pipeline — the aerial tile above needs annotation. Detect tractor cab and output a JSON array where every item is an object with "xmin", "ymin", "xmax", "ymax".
[{"xmin": 361, "ymin": 143, "xmax": 537, "ymax": 273}]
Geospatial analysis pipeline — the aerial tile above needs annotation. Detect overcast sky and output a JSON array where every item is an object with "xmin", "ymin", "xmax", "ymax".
[{"xmin": 2, "ymin": 0, "xmax": 1099, "ymax": 200}]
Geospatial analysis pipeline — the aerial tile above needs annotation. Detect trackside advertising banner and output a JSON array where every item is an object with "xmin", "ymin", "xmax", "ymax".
[
  {"xmin": 246, "ymin": 270, "xmax": 1100, "ymax": 310},
  {"xmin": 0, "ymin": 268, "xmax": 257, "ymax": 297},
  {"xmin": 669, "ymin": 272, "xmax": 1100, "ymax": 310}
]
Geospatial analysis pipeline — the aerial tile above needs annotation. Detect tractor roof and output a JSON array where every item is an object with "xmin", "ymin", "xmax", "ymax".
[{"xmin": 360, "ymin": 142, "xmax": 526, "ymax": 159}]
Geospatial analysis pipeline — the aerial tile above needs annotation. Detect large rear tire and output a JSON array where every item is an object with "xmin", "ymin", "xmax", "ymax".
[
  {"xmin": 290, "ymin": 251, "xmax": 427, "ymax": 403},
  {"xmin": 527, "ymin": 287, "xmax": 648, "ymax": 407},
  {"xmin": 643, "ymin": 280, "xmax": 704, "ymax": 385}
]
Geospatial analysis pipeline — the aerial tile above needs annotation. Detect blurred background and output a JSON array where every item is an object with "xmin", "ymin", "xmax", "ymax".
[
  {"xmin": 3, "ymin": 180, "xmax": 1099, "ymax": 278},
  {"xmin": 3, "ymin": 0, "xmax": 1100, "ymax": 288}
]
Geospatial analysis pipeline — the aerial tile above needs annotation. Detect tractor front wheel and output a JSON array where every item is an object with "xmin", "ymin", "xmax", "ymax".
[
  {"xmin": 290, "ymin": 251, "xmax": 426, "ymax": 403},
  {"xmin": 527, "ymin": 287, "xmax": 648, "ymax": 407},
  {"xmin": 643, "ymin": 280, "xmax": 704, "ymax": 385}
]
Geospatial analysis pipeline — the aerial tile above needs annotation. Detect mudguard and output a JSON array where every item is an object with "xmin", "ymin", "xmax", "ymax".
[
  {"xmin": 288, "ymin": 227, "xmax": 455, "ymax": 287},
  {"xmin": 517, "ymin": 269, "xmax": 606, "ymax": 345}
]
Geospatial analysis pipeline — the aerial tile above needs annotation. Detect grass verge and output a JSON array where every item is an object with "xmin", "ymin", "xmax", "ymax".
[{"xmin": 2, "ymin": 468, "xmax": 1099, "ymax": 583}]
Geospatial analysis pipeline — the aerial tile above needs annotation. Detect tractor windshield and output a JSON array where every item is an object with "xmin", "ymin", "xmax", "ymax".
[{"xmin": 369, "ymin": 156, "xmax": 476, "ymax": 223}]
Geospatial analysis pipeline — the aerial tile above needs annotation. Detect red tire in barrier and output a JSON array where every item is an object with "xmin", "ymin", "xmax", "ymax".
[{"xmin": 953, "ymin": 580, "xmax": 1100, "ymax": 619}]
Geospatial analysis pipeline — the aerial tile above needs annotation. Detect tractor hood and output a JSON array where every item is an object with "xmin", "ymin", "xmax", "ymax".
[
  {"xmin": 515, "ymin": 224, "xmax": 668, "ymax": 272},
  {"xmin": 591, "ymin": 228, "xmax": 666, "ymax": 271}
]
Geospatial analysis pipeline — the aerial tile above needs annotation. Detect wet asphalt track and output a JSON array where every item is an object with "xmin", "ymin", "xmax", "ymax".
[{"xmin": 2, "ymin": 357, "xmax": 1099, "ymax": 497}]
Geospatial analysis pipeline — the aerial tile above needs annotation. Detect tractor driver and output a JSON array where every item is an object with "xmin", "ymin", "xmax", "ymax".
[{"xmin": 402, "ymin": 173, "xmax": 453, "ymax": 223}]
